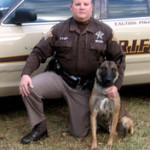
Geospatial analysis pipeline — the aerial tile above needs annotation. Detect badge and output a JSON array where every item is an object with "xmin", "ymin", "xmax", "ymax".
[
  {"xmin": 95, "ymin": 31, "xmax": 104, "ymax": 40},
  {"xmin": 95, "ymin": 31, "xmax": 104, "ymax": 43}
]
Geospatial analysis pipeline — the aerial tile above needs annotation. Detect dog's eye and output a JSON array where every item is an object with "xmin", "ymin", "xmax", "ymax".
[
  {"xmin": 112, "ymin": 68, "xmax": 116, "ymax": 73},
  {"xmin": 101, "ymin": 67, "xmax": 107, "ymax": 72}
]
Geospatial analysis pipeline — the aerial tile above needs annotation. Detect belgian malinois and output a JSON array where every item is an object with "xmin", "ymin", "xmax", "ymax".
[{"xmin": 89, "ymin": 60, "xmax": 134, "ymax": 150}]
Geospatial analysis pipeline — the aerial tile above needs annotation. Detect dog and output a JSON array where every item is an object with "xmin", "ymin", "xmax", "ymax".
[{"xmin": 89, "ymin": 60, "xmax": 134, "ymax": 150}]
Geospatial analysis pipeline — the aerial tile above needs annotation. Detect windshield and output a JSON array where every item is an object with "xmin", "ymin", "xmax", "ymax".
[{"xmin": 0, "ymin": 0, "xmax": 19, "ymax": 19}]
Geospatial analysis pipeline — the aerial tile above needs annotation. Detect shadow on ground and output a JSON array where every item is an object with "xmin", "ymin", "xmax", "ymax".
[
  {"xmin": 0, "ymin": 95, "xmax": 66, "ymax": 113},
  {"xmin": 120, "ymin": 83, "xmax": 150, "ymax": 98}
]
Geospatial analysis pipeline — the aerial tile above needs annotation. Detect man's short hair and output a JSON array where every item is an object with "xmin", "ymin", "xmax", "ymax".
[{"xmin": 71, "ymin": 0, "xmax": 93, "ymax": 4}]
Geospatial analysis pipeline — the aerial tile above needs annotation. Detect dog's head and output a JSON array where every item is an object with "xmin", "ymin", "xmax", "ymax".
[{"xmin": 96, "ymin": 60, "xmax": 119, "ymax": 87}]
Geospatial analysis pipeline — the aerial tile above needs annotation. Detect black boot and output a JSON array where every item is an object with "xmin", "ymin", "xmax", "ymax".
[{"xmin": 21, "ymin": 121, "xmax": 48, "ymax": 144}]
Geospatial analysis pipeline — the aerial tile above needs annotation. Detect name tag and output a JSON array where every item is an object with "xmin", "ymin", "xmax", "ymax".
[
  {"xmin": 60, "ymin": 37, "xmax": 68, "ymax": 40},
  {"xmin": 95, "ymin": 40, "xmax": 103, "ymax": 43}
]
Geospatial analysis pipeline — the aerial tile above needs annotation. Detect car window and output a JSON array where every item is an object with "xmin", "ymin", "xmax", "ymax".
[
  {"xmin": 4, "ymin": 0, "xmax": 72, "ymax": 23},
  {"xmin": 0, "ymin": 0, "xmax": 18, "ymax": 19},
  {"xmin": 108, "ymin": 0, "xmax": 149, "ymax": 19}
]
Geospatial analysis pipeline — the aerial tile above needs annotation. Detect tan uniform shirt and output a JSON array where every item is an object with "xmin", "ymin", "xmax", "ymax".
[{"xmin": 22, "ymin": 17, "xmax": 125, "ymax": 89}]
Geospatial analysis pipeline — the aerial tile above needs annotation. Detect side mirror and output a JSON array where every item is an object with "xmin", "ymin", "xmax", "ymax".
[{"xmin": 13, "ymin": 7, "xmax": 37, "ymax": 25}]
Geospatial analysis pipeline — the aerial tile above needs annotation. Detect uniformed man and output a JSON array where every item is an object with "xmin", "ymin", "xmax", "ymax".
[{"xmin": 19, "ymin": 0, "xmax": 125, "ymax": 144}]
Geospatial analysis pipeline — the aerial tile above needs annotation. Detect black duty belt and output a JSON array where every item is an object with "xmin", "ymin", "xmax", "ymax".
[
  {"xmin": 61, "ymin": 71, "xmax": 94, "ymax": 90},
  {"xmin": 45, "ymin": 57, "xmax": 94, "ymax": 90}
]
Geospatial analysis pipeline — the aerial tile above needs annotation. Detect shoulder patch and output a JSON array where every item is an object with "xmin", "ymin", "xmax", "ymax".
[
  {"xmin": 112, "ymin": 32, "xmax": 119, "ymax": 44},
  {"xmin": 44, "ymin": 28, "xmax": 54, "ymax": 40}
]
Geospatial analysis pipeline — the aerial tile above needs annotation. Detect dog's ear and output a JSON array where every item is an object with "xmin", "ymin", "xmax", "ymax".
[{"xmin": 99, "ymin": 59, "xmax": 107, "ymax": 67}]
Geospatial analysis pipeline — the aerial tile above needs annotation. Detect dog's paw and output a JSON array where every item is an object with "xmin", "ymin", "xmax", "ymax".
[
  {"xmin": 105, "ymin": 144, "xmax": 113, "ymax": 149},
  {"xmin": 90, "ymin": 142, "xmax": 98, "ymax": 150},
  {"xmin": 90, "ymin": 147, "xmax": 99, "ymax": 150},
  {"xmin": 106, "ymin": 140, "xmax": 113, "ymax": 149}
]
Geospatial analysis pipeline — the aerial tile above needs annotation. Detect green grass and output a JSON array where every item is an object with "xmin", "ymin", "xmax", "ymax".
[{"xmin": 0, "ymin": 85, "xmax": 150, "ymax": 150}]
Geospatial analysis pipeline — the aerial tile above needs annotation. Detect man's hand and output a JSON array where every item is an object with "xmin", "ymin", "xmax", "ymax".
[
  {"xmin": 105, "ymin": 86, "xmax": 118, "ymax": 99},
  {"xmin": 19, "ymin": 75, "xmax": 33, "ymax": 97}
]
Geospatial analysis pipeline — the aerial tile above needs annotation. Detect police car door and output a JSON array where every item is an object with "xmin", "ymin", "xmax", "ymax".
[
  {"xmin": 95, "ymin": 0, "xmax": 150, "ymax": 85},
  {"xmin": 0, "ymin": 0, "xmax": 71, "ymax": 97}
]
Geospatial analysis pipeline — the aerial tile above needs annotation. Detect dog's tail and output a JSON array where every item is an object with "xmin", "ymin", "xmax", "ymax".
[{"xmin": 117, "ymin": 116, "xmax": 134, "ymax": 137}]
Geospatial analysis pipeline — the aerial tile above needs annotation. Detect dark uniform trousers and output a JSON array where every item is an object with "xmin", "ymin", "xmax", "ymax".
[{"xmin": 22, "ymin": 71, "xmax": 91, "ymax": 137}]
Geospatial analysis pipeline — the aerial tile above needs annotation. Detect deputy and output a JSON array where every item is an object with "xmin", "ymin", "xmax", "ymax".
[{"xmin": 19, "ymin": 0, "xmax": 125, "ymax": 144}]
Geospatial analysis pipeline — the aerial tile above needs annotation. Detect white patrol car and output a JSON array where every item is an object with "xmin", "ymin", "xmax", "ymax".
[{"xmin": 0, "ymin": 0, "xmax": 150, "ymax": 97}]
